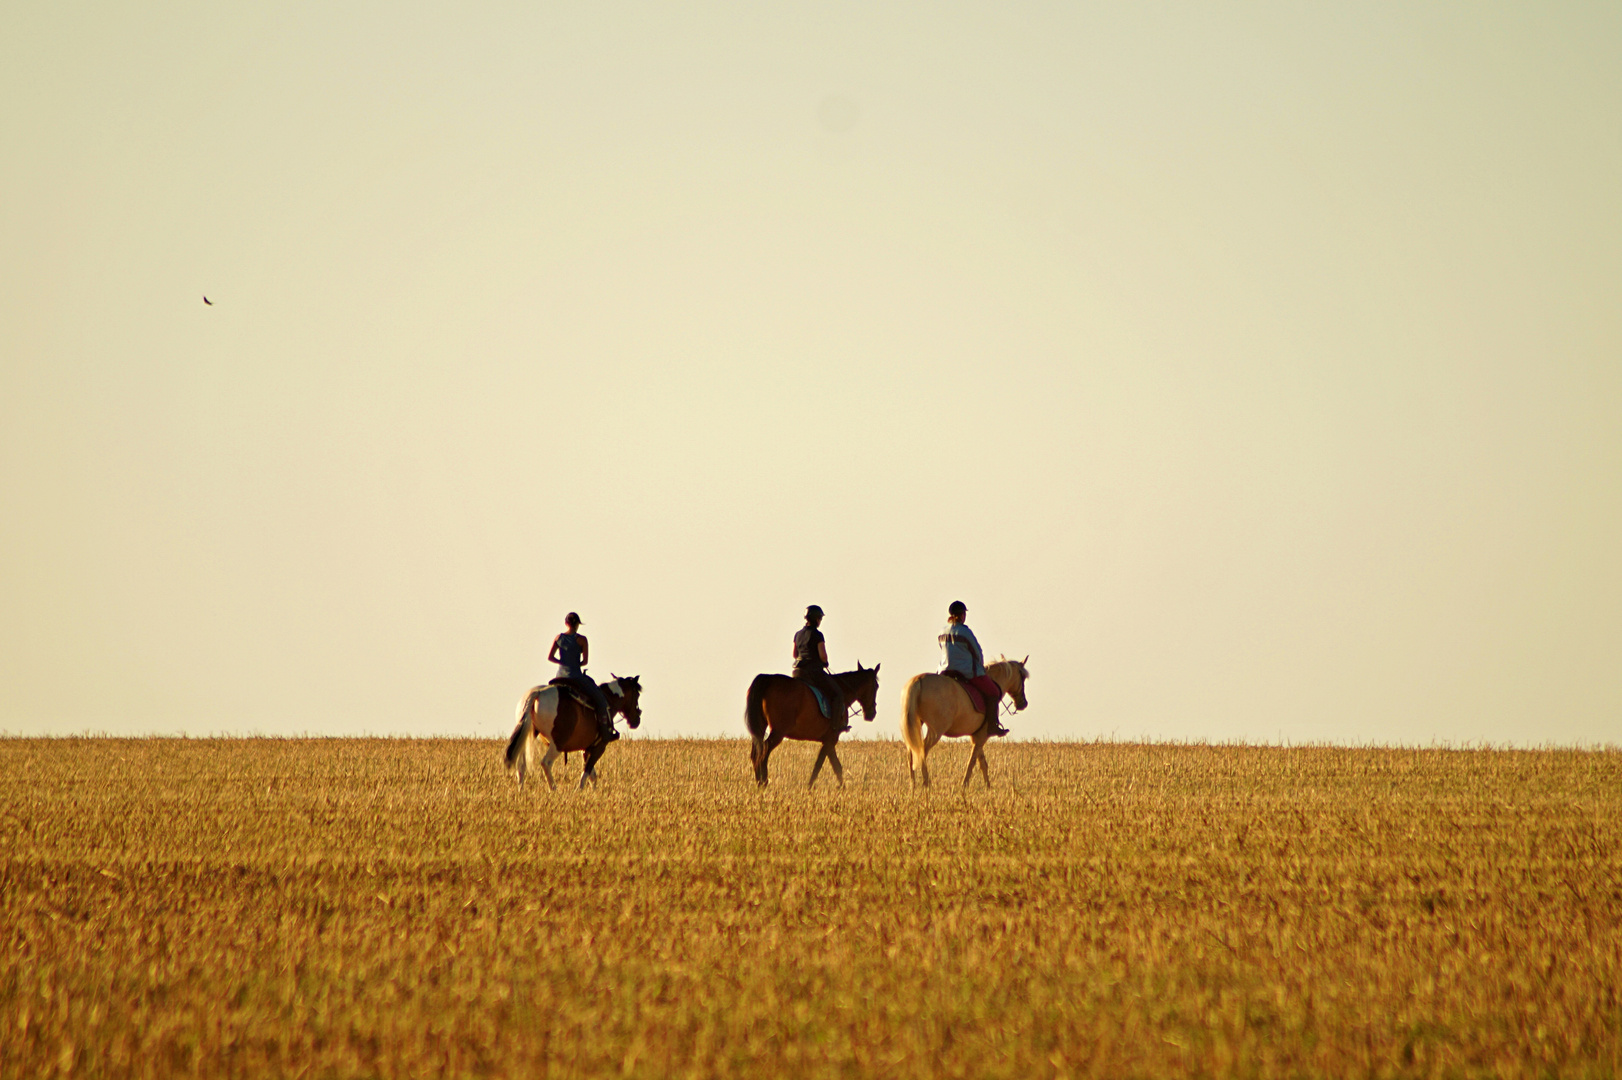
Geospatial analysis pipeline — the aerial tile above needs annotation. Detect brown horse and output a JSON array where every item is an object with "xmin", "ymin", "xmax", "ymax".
[
  {"xmin": 504, "ymin": 676, "xmax": 643, "ymax": 790},
  {"xmin": 745, "ymin": 664, "xmax": 881, "ymax": 788},
  {"xmin": 899, "ymin": 658, "xmax": 1029, "ymax": 789}
]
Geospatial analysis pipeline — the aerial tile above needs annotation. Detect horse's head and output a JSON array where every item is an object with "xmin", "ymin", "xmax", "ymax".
[
  {"xmin": 608, "ymin": 674, "xmax": 643, "ymax": 729},
  {"xmin": 840, "ymin": 661, "xmax": 881, "ymax": 722},
  {"xmin": 992, "ymin": 656, "xmax": 1030, "ymax": 711}
]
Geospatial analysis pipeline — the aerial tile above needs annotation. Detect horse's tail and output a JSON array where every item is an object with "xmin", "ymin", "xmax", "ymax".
[
  {"xmin": 505, "ymin": 688, "xmax": 541, "ymax": 779},
  {"xmin": 745, "ymin": 675, "xmax": 770, "ymax": 763},
  {"xmin": 900, "ymin": 675, "xmax": 928, "ymax": 771}
]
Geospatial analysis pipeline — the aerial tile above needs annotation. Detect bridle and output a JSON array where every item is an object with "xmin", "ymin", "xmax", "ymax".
[
  {"xmin": 607, "ymin": 679, "xmax": 642, "ymax": 726},
  {"xmin": 841, "ymin": 670, "xmax": 879, "ymax": 722},
  {"xmin": 1000, "ymin": 667, "xmax": 1029, "ymax": 715}
]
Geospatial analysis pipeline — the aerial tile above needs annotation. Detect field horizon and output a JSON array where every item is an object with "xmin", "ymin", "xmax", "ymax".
[
  {"xmin": 4, "ymin": 736, "xmax": 1619, "ymax": 1077},
  {"xmin": 7, "ymin": 732, "xmax": 1616, "ymax": 752}
]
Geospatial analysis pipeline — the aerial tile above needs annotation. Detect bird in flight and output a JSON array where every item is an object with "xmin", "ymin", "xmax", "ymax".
[{"xmin": 203, "ymin": 296, "xmax": 212, "ymax": 305}]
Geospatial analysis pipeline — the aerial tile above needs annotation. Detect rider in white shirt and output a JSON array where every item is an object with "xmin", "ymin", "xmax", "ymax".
[{"xmin": 939, "ymin": 601, "xmax": 1007, "ymax": 737}]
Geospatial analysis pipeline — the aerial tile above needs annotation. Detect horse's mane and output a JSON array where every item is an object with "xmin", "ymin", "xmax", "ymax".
[{"xmin": 990, "ymin": 655, "xmax": 1030, "ymax": 678}]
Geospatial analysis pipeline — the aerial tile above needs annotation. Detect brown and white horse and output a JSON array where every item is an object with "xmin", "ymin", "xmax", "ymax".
[
  {"xmin": 899, "ymin": 658, "xmax": 1029, "ymax": 788},
  {"xmin": 504, "ymin": 676, "xmax": 643, "ymax": 791},
  {"xmin": 744, "ymin": 664, "xmax": 881, "ymax": 788}
]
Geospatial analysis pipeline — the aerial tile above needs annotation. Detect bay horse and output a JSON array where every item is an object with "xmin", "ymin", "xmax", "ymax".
[
  {"xmin": 744, "ymin": 663, "xmax": 881, "ymax": 788},
  {"xmin": 504, "ymin": 676, "xmax": 643, "ymax": 791},
  {"xmin": 899, "ymin": 658, "xmax": 1029, "ymax": 789}
]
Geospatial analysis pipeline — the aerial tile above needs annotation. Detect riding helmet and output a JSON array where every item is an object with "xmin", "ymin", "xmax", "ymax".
[
  {"xmin": 948, "ymin": 600, "xmax": 967, "ymax": 616},
  {"xmin": 805, "ymin": 605, "xmax": 824, "ymax": 621}
]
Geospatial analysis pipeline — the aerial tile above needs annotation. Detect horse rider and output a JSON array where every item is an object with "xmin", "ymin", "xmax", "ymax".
[
  {"xmin": 792, "ymin": 605, "xmax": 848, "ymax": 732},
  {"xmin": 547, "ymin": 612, "xmax": 617, "ymax": 742},
  {"xmin": 939, "ymin": 600, "xmax": 1008, "ymax": 737}
]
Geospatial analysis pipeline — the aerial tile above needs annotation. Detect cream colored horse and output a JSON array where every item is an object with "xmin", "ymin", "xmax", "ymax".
[{"xmin": 899, "ymin": 658, "xmax": 1029, "ymax": 788}]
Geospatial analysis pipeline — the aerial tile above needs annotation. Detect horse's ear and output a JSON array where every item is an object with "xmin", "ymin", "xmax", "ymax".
[{"xmin": 1022, "ymin": 655, "xmax": 1029, "ymax": 666}]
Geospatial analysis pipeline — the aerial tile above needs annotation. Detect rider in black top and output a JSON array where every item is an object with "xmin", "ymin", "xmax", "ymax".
[{"xmin": 792, "ymin": 605, "xmax": 847, "ymax": 732}]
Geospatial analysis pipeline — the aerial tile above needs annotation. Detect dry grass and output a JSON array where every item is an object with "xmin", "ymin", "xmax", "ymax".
[{"xmin": 2, "ymin": 735, "xmax": 1619, "ymax": 1078}]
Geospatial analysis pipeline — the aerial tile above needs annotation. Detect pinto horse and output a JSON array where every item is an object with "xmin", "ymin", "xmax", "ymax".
[
  {"xmin": 899, "ymin": 658, "xmax": 1029, "ymax": 789},
  {"xmin": 504, "ymin": 676, "xmax": 643, "ymax": 791},
  {"xmin": 745, "ymin": 664, "xmax": 881, "ymax": 789}
]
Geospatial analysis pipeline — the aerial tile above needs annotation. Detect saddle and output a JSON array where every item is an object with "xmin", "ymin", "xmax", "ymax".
[
  {"xmin": 547, "ymin": 677, "xmax": 597, "ymax": 710},
  {"xmin": 940, "ymin": 669, "xmax": 987, "ymax": 713}
]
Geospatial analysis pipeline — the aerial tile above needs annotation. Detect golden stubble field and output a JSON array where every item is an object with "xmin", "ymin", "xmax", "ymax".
[{"xmin": 2, "ymin": 735, "xmax": 1619, "ymax": 1079}]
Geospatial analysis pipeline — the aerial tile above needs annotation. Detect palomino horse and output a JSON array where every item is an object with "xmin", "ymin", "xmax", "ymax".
[
  {"xmin": 899, "ymin": 658, "xmax": 1029, "ymax": 789},
  {"xmin": 504, "ymin": 676, "xmax": 643, "ymax": 791},
  {"xmin": 745, "ymin": 664, "xmax": 881, "ymax": 788}
]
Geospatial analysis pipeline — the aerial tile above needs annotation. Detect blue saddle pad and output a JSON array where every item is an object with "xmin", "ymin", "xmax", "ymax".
[{"xmin": 807, "ymin": 685, "xmax": 832, "ymax": 720}]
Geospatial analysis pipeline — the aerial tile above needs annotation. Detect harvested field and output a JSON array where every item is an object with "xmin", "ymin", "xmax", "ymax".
[{"xmin": 2, "ymin": 736, "xmax": 1619, "ymax": 1078}]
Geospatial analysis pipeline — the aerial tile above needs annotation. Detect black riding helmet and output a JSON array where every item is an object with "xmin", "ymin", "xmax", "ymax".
[
  {"xmin": 948, "ymin": 600, "xmax": 967, "ymax": 617},
  {"xmin": 805, "ymin": 605, "xmax": 824, "ymax": 622}
]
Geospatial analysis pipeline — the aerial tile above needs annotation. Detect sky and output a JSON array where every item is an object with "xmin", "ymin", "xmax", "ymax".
[{"xmin": 2, "ymin": 2, "xmax": 1619, "ymax": 745}]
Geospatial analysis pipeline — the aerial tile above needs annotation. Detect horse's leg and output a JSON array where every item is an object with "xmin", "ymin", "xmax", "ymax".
[
  {"xmin": 962, "ymin": 733, "xmax": 993, "ymax": 789},
  {"xmin": 808, "ymin": 746, "xmax": 827, "ymax": 790},
  {"xmin": 826, "ymin": 742, "xmax": 845, "ymax": 789},
  {"xmin": 578, "ymin": 743, "xmax": 605, "ymax": 791},
  {"xmin": 540, "ymin": 743, "xmax": 561, "ymax": 791},
  {"xmin": 759, "ymin": 732, "xmax": 785, "ymax": 788},
  {"xmin": 921, "ymin": 726, "xmax": 944, "ymax": 788}
]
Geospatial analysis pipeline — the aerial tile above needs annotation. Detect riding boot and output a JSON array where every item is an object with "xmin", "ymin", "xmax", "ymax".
[
  {"xmin": 984, "ymin": 701, "xmax": 1009, "ymax": 738},
  {"xmin": 598, "ymin": 710, "xmax": 619, "ymax": 743}
]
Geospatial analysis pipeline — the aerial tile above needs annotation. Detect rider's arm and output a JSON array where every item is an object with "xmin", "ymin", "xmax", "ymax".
[
  {"xmin": 966, "ymin": 628, "xmax": 985, "ymax": 670},
  {"xmin": 579, "ymin": 636, "xmax": 589, "ymax": 667},
  {"xmin": 546, "ymin": 635, "xmax": 562, "ymax": 664},
  {"xmin": 818, "ymin": 642, "xmax": 829, "ymax": 667}
]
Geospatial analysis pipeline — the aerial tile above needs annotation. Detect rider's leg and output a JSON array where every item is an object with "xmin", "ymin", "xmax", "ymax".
[
  {"xmin": 970, "ymin": 675, "xmax": 1008, "ymax": 737},
  {"xmin": 588, "ymin": 682, "xmax": 617, "ymax": 742},
  {"xmin": 984, "ymin": 697, "xmax": 1007, "ymax": 737},
  {"xmin": 820, "ymin": 673, "xmax": 848, "ymax": 733}
]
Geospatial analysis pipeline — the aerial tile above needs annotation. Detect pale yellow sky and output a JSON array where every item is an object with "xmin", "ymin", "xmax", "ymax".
[{"xmin": 2, "ymin": 3, "xmax": 1618, "ymax": 744}]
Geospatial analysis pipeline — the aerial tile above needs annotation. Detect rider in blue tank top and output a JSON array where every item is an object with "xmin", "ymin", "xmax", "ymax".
[
  {"xmin": 553, "ymin": 630, "xmax": 586, "ymax": 679},
  {"xmin": 547, "ymin": 612, "xmax": 615, "ymax": 742}
]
